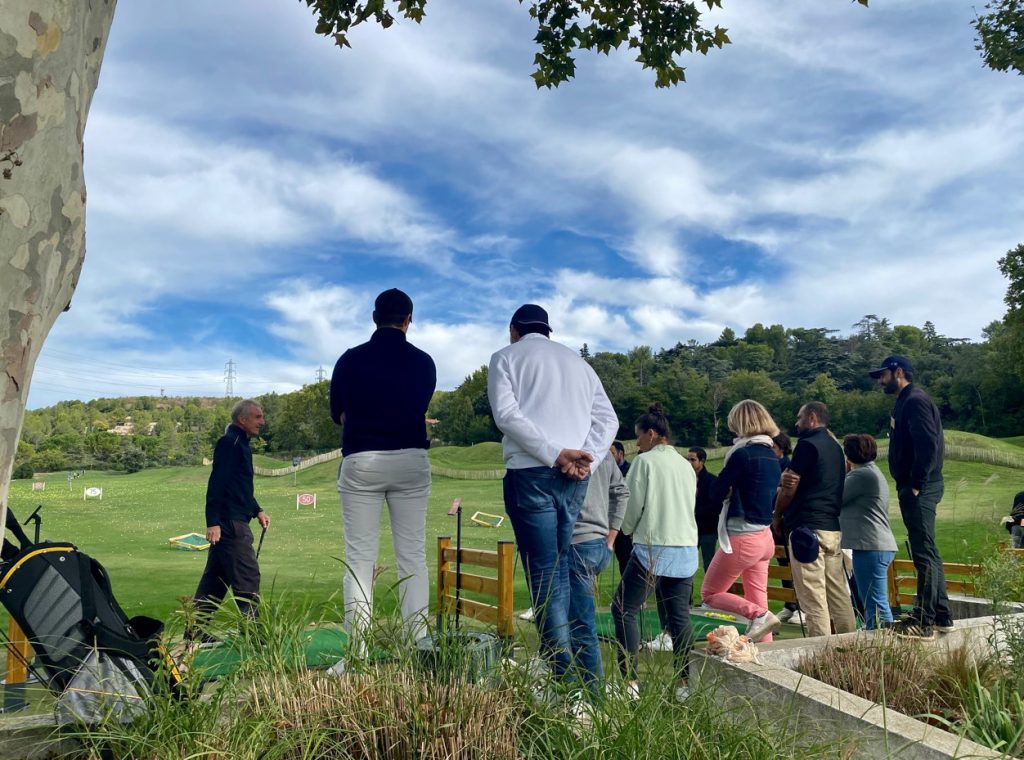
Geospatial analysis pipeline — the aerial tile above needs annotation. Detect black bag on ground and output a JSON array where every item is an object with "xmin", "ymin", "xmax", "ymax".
[{"xmin": 0, "ymin": 510, "xmax": 181, "ymax": 722}]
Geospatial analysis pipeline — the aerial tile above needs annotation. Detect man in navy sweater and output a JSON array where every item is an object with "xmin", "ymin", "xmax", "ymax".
[
  {"xmin": 871, "ymin": 355, "xmax": 952, "ymax": 639},
  {"xmin": 330, "ymin": 289, "xmax": 436, "ymax": 648}
]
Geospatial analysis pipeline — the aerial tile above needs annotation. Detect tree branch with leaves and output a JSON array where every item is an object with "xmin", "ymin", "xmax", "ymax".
[
  {"xmin": 974, "ymin": 0, "xmax": 1024, "ymax": 76},
  {"xmin": 303, "ymin": 0, "xmax": 738, "ymax": 87}
]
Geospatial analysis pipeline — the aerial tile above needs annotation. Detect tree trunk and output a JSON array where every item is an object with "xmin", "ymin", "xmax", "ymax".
[{"xmin": 0, "ymin": 0, "xmax": 116, "ymax": 532}]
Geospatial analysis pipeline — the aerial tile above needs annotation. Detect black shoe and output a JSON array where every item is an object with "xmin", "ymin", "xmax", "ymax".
[{"xmin": 890, "ymin": 619, "xmax": 935, "ymax": 640}]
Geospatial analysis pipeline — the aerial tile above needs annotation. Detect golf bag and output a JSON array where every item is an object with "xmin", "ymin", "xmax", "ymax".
[{"xmin": 1, "ymin": 509, "xmax": 181, "ymax": 723}]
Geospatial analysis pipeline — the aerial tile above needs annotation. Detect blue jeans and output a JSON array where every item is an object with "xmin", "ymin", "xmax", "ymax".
[
  {"xmin": 503, "ymin": 467, "xmax": 589, "ymax": 678},
  {"xmin": 851, "ymin": 550, "xmax": 895, "ymax": 629},
  {"xmin": 568, "ymin": 538, "xmax": 612, "ymax": 689},
  {"xmin": 898, "ymin": 479, "xmax": 952, "ymax": 626}
]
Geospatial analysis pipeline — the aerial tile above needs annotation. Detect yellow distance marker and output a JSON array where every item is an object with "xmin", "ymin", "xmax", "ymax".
[{"xmin": 470, "ymin": 511, "xmax": 504, "ymax": 528}]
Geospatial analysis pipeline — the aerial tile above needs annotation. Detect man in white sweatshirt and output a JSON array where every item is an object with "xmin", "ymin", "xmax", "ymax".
[{"xmin": 488, "ymin": 304, "xmax": 618, "ymax": 683}]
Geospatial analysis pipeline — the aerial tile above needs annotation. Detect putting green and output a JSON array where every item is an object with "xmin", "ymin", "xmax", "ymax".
[{"xmin": 190, "ymin": 626, "xmax": 348, "ymax": 679}]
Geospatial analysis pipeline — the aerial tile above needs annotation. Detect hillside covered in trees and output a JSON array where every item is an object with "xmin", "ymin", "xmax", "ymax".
[
  {"xmin": 434, "ymin": 312, "xmax": 1024, "ymax": 448},
  {"xmin": 20, "ymin": 239, "xmax": 1024, "ymax": 476},
  {"xmin": 15, "ymin": 383, "xmax": 341, "ymax": 477}
]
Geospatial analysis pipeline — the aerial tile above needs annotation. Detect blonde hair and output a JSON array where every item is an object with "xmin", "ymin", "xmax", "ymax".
[{"xmin": 727, "ymin": 399, "xmax": 780, "ymax": 438}]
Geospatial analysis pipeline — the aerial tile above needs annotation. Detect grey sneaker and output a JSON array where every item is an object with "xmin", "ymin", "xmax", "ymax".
[
  {"xmin": 935, "ymin": 619, "xmax": 955, "ymax": 634},
  {"xmin": 747, "ymin": 611, "xmax": 781, "ymax": 642}
]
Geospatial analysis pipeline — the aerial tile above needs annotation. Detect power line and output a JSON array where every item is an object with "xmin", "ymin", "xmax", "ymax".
[{"xmin": 315, "ymin": 366, "xmax": 326, "ymax": 382}]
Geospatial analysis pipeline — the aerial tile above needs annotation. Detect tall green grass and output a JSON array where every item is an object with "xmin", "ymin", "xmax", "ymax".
[{"xmin": 64, "ymin": 595, "xmax": 847, "ymax": 760}]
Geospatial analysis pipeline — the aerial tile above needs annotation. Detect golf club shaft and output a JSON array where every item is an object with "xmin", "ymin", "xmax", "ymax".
[{"xmin": 256, "ymin": 525, "xmax": 267, "ymax": 559}]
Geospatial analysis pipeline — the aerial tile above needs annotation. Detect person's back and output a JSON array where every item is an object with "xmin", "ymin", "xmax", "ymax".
[
  {"xmin": 713, "ymin": 444, "xmax": 780, "ymax": 526},
  {"xmin": 490, "ymin": 333, "xmax": 611, "ymax": 468},
  {"xmin": 331, "ymin": 331, "xmax": 434, "ymax": 455}
]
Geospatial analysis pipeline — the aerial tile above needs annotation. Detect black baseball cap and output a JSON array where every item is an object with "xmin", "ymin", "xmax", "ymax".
[
  {"xmin": 868, "ymin": 355, "xmax": 914, "ymax": 378},
  {"xmin": 510, "ymin": 304, "xmax": 552, "ymax": 332}
]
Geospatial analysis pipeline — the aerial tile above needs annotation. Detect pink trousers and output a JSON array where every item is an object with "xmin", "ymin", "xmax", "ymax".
[{"xmin": 700, "ymin": 527, "xmax": 775, "ymax": 642}]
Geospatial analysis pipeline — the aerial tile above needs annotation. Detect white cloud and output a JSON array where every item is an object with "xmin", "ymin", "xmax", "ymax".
[{"xmin": 25, "ymin": 0, "xmax": 1024, "ymax": 409}]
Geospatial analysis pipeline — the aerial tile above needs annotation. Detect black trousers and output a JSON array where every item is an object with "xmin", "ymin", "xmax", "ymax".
[
  {"xmin": 612, "ymin": 555, "xmax": 693, "ymax": 682},
  {"xmin": 191, "ymin": 520, "xmax": 261, "ymax": 631},
  {"xmin": 615, "ymin": 531, "xmax": 671, "ymax": 633},
  {"xmin": 898, "ymin": 480, "xmax": 951, "ymax": 626}
]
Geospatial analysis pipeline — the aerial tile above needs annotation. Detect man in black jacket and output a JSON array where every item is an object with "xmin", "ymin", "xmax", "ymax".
[
  {"xmin": 870, "ymin": 355, "xmax": 952, "ymax": 639},
  {"xmin": 688, "ymin": 447, "xmax": 719, "ymax": 572},
  {"xmin": 189, "ymin": 399, "xmax": 270, "ymax": 639}
]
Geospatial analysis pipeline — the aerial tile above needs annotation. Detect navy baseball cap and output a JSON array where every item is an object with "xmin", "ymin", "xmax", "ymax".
[
  {"xmin": 510, "ymin": 304, "xmax": 552, "ymax": 332},
  {"xmin": 868, "ymin": 355, "xmax": 914, "ymax": 378}
]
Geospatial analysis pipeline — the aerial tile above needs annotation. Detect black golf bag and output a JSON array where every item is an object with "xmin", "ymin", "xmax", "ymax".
[{"xmin": 1, "ymin": 508, "xmax": 181, "ymax": 722}]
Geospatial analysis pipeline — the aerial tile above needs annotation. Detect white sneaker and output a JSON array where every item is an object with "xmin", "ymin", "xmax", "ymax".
[
  {"xmin": 786, "ymin": 610, "xmax": 805, "ymax": 627},
  {"xmin": 746, "ymin": 611, "xmax": 781, "ymax": 642},
  {"xmin": 568, "ymin": 693, "xmax": 595, "ymax": 730},
  {"xmin": 674, "ymin": 684, "xmax": 690, "ymax": 703},
  {"xmin": 641, "ymin": 631, "xmax": 673, "ymax": 652},
  {"xmin": 777, "ymin": 607, "xmax": 794, "ymax": 624},
  {"xmin": 626, "ymin": 681, "xmax": 640, "ymax": 700},
  {"xmin": 518, "ymin": 607, "xmax": 536, "ymax": 622}
]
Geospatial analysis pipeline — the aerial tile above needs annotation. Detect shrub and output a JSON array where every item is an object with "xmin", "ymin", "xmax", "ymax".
[
  {"xmin": 12, "ymin": 461, "xmax": 34, "ymax": 480},
  {"xmin": 29, "ymin": 448, "xmax": 68, "ymax": 473}
]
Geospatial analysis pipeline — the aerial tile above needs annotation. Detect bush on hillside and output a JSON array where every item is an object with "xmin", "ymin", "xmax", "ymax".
[
  {"xmin": 29, "ymin": 449, "xmax": 68, "ymax": 474},
  {"xmin": 12, "ymin": 461, "xmax": 34, "ymax": 480}
]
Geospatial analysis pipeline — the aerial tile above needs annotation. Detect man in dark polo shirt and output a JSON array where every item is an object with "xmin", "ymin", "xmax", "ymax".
[
  {"xmin": 329, "ymin": 288, "xmax": 436, "ymax": 648},
  {"xmin": 189, "ymin": 399, "xmax": 271, "ymax": 640},
  {"xmin": 773, "ymin": 401, "xmax": 855, "ymax": 637},
  {"xmin": 871, "ymin": 355, "xmax": 952, "ymax": 639}
]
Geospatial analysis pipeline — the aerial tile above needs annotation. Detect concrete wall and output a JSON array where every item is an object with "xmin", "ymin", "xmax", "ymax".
[{"xmin": 692, "ymin": 613, "xmax": 1020, "ymax": 759}]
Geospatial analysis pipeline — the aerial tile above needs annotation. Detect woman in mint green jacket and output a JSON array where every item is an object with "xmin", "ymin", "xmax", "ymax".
[{"xmin": 610, "ymin": 404, "xmax": 698, "ymax": 702}]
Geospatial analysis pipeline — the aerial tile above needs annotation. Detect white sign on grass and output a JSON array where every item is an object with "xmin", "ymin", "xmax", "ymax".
[
  {"xmin": 31, "ymin": 482, "xmax": 45, "ymax": 491},
  {"xmin": 296, "ymin": 492, "xmax": 317, "ymax": 511},
  {"xmin": 83, "ymin": 487, "xmax": 103, "ymax": 501}
]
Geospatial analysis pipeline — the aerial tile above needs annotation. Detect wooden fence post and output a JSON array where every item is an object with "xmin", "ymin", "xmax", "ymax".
[
  {"xmin": 497, "ymin": 540, "xmax": 515, "ymax": 638},
  {"xmin": 437, "ymin": 536, "xmax": 452, "ymax": 624}
]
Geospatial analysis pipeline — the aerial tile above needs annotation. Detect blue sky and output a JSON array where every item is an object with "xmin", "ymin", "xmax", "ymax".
[{"xmin": 28, "ymin": 0, "xmax": 1024, "ymax": 408}]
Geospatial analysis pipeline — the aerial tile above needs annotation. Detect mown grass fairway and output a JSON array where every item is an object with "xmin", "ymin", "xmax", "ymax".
[{"xmin": 3, "ymin": 437, "xmax": 1019, "ymax": 625}]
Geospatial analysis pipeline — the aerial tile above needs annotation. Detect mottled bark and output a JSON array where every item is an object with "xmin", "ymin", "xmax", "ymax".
[{"xmin": 0, "ymin": 0, "xmax": 115, "ymax": 531}]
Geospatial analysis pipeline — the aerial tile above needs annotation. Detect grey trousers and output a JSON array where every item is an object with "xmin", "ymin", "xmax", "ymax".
[{"xmin": 338, "ymin": 449, "xmax": 431, "ymax": 641}]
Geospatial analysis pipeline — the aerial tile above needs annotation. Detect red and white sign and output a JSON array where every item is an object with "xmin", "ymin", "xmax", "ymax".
[
  {"xmin": 31, "ymin": 482, "xmax": 45, "ymax": 491},
  {"xmin": 296, "ymin": 492, "xmax": 317, "ymax": 510}
]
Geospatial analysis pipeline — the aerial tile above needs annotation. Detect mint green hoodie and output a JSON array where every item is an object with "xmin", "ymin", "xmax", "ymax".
[{"xmin": 620, "ymin": 444, "xmax": 698, "ymax": 547}]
